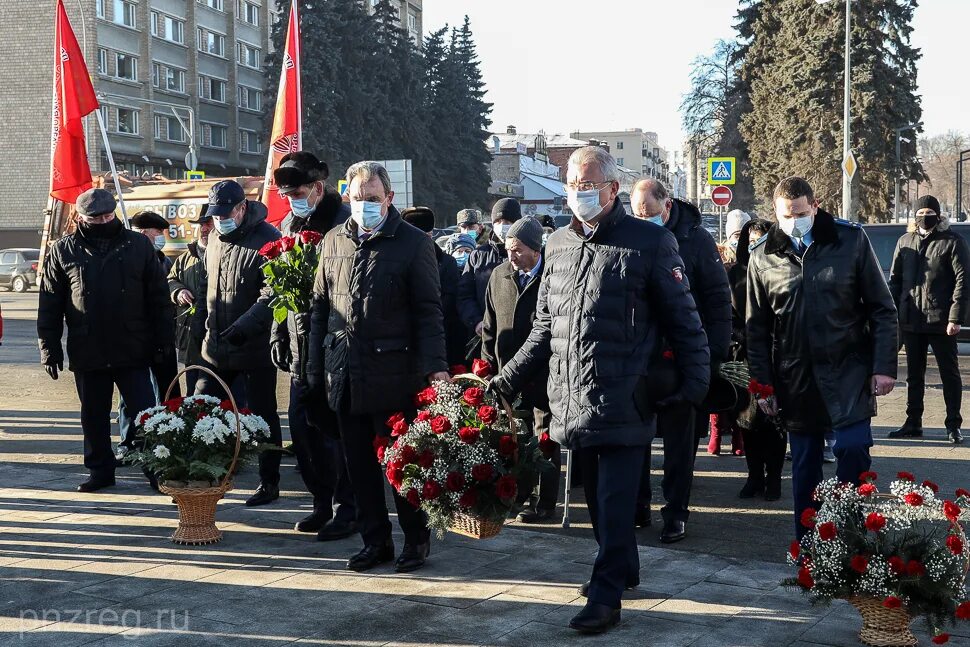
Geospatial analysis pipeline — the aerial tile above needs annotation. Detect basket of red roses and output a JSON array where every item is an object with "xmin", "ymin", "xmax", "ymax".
[
  {"xmin": 378, "ymin": 359, "xmax": 553, "ymax": 539},
  {"xmin": 786, "ymin": 472, "xmax": 970, "ymax": 646}
]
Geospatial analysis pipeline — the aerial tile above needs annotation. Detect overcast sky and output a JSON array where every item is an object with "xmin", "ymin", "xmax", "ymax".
[{"xmin": 423, "ymin": 0, "xmax": 968, "ymax": 155}]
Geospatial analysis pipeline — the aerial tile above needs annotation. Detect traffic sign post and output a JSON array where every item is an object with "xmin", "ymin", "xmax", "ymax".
[
  {"xmin": 707, "ymin": 157, "xmax": 736, "ymax": 185},
  {"xmin": 711, "ymin": 186, "xmax": 733, "ymax": 207}
]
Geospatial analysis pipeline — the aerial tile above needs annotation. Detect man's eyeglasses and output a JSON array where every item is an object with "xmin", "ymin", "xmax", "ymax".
[{"xmin": 564, "ymin": 181, "xmax": 612, "ymax": 192}]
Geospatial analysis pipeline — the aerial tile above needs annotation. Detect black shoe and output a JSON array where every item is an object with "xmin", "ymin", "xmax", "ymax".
[
  {"xmin": 245, "ymin": 483, "xmax": 280, "ymax": 507},
  {"xmin": 660, "ymin": 520, "xmax": 686, "ymax": 544},
  {"xmin": 317, "ymin": 519, "xmax": 358, "ymax": 542},
  {"xmin": 949, "ymin": 429, "xmax": 964, "ymax": 444},
  {"xmin": 295, "ymin": 510, "xmax": 331, "ymax": 533},
  {"xmin": 634, "ymin": 506, "xmax": 652, "ymax": 528},
  {"xmin": 78, "ymin": 475, "xmax": 116, "ymax": 493},
  {"xmin": 517, "ymin": 507, "xmax": 555, "ymax": 524},
  {"xmin": 395, "ymin": 540, "xmax": 431, "ymax": 573},
  {"xmin": 578, "ymin": 578, "xmax": 639, "ymax": 598},
  {"xmin": 569, "ymin": 601, "xmax": 621, "ymax": 634},
  {"xmin": 764, "ymin": 480, "xmax": 782, "ymax": 501},
  {"xmin": 738, "ymin": 480, "xmax": 765, "ymax": 499},
  {"xmin": 348, "ymin": 541, "xmax": 395, "ymax": 572},
  {"xmin": 143, "ymin": 468, "xmax": 160, "ymax": 492},
  {"xmin": 888, "ymin": 425, "xmax": 923, "ymax": 438}
]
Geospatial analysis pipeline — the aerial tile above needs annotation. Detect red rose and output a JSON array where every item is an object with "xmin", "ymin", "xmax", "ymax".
[
  {"xmin": 240, "ymin": 407, "xmax": 252, "ymax": 415},
  {"xmin": 415, "ymin": 410, "xmax": 433, "ymax": 422},
  {"xmin": 883, "ymin": 596, "xmax": 902, "ymax": 609},
  {"xmin": 391, "ymin": 419, "xmax": 409, "ymax": 437},
  {"xmin": 906, "ymin": 560, "xmax": 926, "ymax": 577},
  {"xmin": 446, "ymin": 471, "xmax": 466, "ymax": 492},
  {"xmin": 386, "ymin": 465, "xmax": 404, "ymax": 489},
  {"xmin": 279, "ymin": 236, "xmax": 296, "ymax": 252},
  {"xmin": 539, "ymin": 432, "xmax": 557, "ymax": 457},
  {"xmin": 897, "ymin": 471, "xmax": 916, "ymax": 482},
  {"xmin": 478, "ymin": 405, "xmax": 498, "ymax": 425},
  {"xmin": 463, "ymin": 387, "xmax": 485, "ymax": 407},
  {"xmin": 904, "ymin": 492, "xmax": 924, "ymax": 506},
  {"xmin": 789, "ymin": 540, "xmax": 800, "ymax": 561},
  {"xmin": 406, "ymin": 488, "xmax": 421, "ymax": 508},
  {"xmin": 944, "ymin": 500, "xmax": 962, "ymax": 522},
  {"xmin": 472, "ymin": 358, "xmax": 493, "ymax": 378},
  {"xmin": 922, "ymin": 480, "xmax": 940, "ymax": 494},
  {"xmin": 163, "ymin": 397, "xmax": 184, "ymax": 413},
  {"xmin": 932, "ymin": 634, "xmax": 950, "ymax": 645},
  {"xmin": 888, "ymin": 556, "xmax": 906, "ymax": 575},
  {"xmin": 376, "ymin": 446, "xmax": 387, "ymax": 461},
  {"xmin": 498, "ymin": 435, "xmax": 516, "ymax": 457},
  {"xmin": 850, "ymin": 555, "xmax": 869, "ymax": 574},
  {"xmin": 422, "ymin": 480, "xmax": 442, "ymax": 500},
  {"xmin": 430, "ymin": 416, "xmax": 452, "ymax": 435},
  {"xmin": 399, "ymin": 445, "xmax": 417, "ymax": 464},
  {"xmin": 137, "ymin": 411, "xmax": 151, "ymax": 426},
  {"xmin": 458, "ymin": 426, "xmax": 480, "ymax": 444},
  {"xmin": 947, "ymin": 535, "xmax": 964, "ymax": 555},
  {"xmin": 373, "ymin": 435, "xmax": 390, "ymax": 455},
  {"xmin": 418, "ymin": 450, "xmax": 435, "ymax": 469},
  {"xmin": 865, "ymin": 512, "xmax": 886, "ymax": 532},
  {"xmin": 662, "ymin": 349, "xmax": 675, "ymax": 360},
  {"xmin": 449, "ymin": 364, "xmax": 468, "ymax": 376},
  {"xmin": 818, "ymin": 521, "xmax": 837, "ymax": 541},
  {"xmin": 299, "ymin": 230, "xmax": 323, "ymax": 246},
  {"xmin": 385, "ymin": 412, "xmax": 406, "ymax": 429},
  {"xmin": 859, "ymin": 471, "xmax": 878, "ymax": 483},
  {"xmin": 258, "ymin": 240, "xmax": 281, "ymax": 259},
  {"xmin": 956, "ymin": 488, "xmax": 970, "ymax": 499},
  {"xmin": 800, "ymin": 508, "xmax": 817, "ymax": 529},
  {"xmin": 471, "ymin": 463, "xmax": 494, "ymax": 482},
  {"xmin": 761, "ymin": 383, "xmax": 775, "ymax": 397},
  {"xmin": 797, "ymin": 567, "xmax": 814, "ymax": 589},
  {"xmin": 219, "ymin": 400, "xmax": 234, "ymax": 411},
  {"xmin": 196, "ymin": 411, "xmax": 207, "ymax": 420},
  {"xmin": 858, "ymin": 483, "xmax": 877, "ymax": 497},
  {"xmin": 955, "ymin": 601, "xmax": 970, "ymax": 619},
  {"xmin": 495, "ymin": 475, "xmax": 518, "ymax": 501},
  {"xmin": 414, "ymin": 386, "xmax": 437, "ymax": 407},
  {"xmin": 458, "ymin": 488, "xmax": 478, "ymax": 508}
]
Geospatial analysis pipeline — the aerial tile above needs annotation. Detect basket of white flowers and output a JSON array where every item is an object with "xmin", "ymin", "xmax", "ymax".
[{"xmin": 126, "ymin": 366, "xmax": 271, "ymax": 545}]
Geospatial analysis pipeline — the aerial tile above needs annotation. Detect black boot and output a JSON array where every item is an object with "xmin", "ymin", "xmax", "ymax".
[
  {"xmin": 246, "ymin": 483, "xmax": 280, "ymax": 507},
  {"xmin": 395, "ymin": 538, "xmax": 431, "ymax": 573},
  {"xmin": 348, "ymin": 540, "xmax": 395, "ymax": 572},
  {"xmin": 738, "ymin": 479, "xmax": 765, "ymax": 499},
  {"xmin": 77, "ymin": 475, "xmax": 116, "ymax": 493},
  {"xmin": 569, "ymin": 602, "xmax": 620, "ymax": 634},
  {"xmin": 294, "ymin": 510, "xmax": 331, "ymax": 533}
]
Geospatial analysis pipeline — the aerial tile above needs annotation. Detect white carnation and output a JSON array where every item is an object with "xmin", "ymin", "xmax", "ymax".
[{"xmin": 153, "ymin": 445, "xmax": 171, "ymax": 459}]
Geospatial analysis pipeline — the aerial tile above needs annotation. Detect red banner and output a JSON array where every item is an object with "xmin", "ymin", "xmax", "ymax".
[
  {"xmin": 262, "ymin": 1, "xmax": 302, "ymax": 227},
  {"xmin": 49, "ymin": 0, "xmax": 99, "ymax": 204}
]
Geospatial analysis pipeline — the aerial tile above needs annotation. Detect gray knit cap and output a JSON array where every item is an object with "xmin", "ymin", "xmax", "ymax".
[{"xmin": 506, "ymin": 217, "xmax": 543, "ymax": 252}]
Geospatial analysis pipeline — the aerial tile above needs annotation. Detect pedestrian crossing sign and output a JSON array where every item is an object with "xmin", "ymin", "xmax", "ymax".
[
  {"xmin": 707, "ymin": 157, "xmax": 736, "ymax": 185},
  {"xmin": 338, "ymin": 179, "xmax": 348, "ymax": 195}
]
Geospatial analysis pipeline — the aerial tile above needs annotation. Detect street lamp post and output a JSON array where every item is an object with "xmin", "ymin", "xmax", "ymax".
[
  {"xmin": 894, "ymin": 123, "xmax": 922, "ymax": 222},
  {"xmin": 817, "ymin": 0, "xmax": 853, "ymax": 220}
]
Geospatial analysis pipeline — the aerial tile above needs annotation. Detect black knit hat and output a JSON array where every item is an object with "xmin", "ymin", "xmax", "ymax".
[
  {"xmin": 491, "ymin": 198, "xmax": 522, "ymax": 223},
  {"xmin": 915, "ymin": 195, "xmax": 941, "ymax": 216}
]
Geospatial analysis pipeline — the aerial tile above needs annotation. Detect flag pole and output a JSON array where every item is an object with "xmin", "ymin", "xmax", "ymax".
[{"xmin": 94, "ymin": 108, "xmax": 130, "ymax": 228}]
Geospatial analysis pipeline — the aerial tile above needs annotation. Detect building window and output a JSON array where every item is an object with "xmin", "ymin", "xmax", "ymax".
[
  {"xmin": 238, "ymin": 0, "xmax": 259, "ymax": 26},
  {"xmin": 201, "ymin": 123, "xmax": 227, "ymax": 149},
  {"xmin": 200, "ymin": 0, "xmax": 224, "ymax": 10},
  {"xmin": 198, "ymin": 28, "xmax": 226, "ymax": 57},
  {"xmin": 152, "ymin": 63, "xmax": 185, "ymax": 93},
  {"xmin": 97, "ymin": 48, "xmax": 108, "ymax": 74},
  {"xmin": 198, "ymin": 75, "xmax": 226, "ymax": 102},
  {"xmin": 236, "ymin": 41, "xmax": 261, "ymax": 69},
  {"xmin": 616, "ymin": 141, "xmax": 624, "ymax": 150},
  {"xmin": 151, "ymin": 12, "xmax": 184, "ymax": 44},
  {"xmin": 116, "ymin": 108, "xmax": 139, "ymax": 135},
  {"xmin": 238, "ymin": 85, "xmax": 262, "ymax": 111},
  {"xmin": 407, "ymin": 12, "xmax": 416, "ymax": 32},
  {"xmin": 240, "ymin": 130, "xmax": 261, "ymax": 154},
  {"xmin": 96, "ymin": 0, "xmax": 105, "ymax": 18},
  {"xmin": 617, "ymin": 158, "xmax": 624, "ymax": 167},
  {"xmin": 113, "ymin": 0, "xmax": 136, "ymax": 28},
  {"xmin": 154, "ymin": 114, "xmax": 185, "ymax": 143},
  {"xmin": 115, "ymin": 52, "xmax": 138, "ymax": 80}
]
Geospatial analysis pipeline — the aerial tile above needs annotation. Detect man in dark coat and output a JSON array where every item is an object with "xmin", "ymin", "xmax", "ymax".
[
  {"xmin": 168, "ymin": 206, "xmax": 213, "ymax": 394},
  {"xmin": 747, "ymin": 177, "xmax": 898, "ymax": 540},
  {"xmin": 888, "ymin": 195, "xmax": 969, "ymax": 444},
  {"xmin": 631, "ymin": 179, "xmax": 732, "ymax": 543},
  {"xmin": 481, "ymin": 216, "xmax": 560, "ymax": 523},
  {"xmin": 268, "ymin": 151, "xmax": 358, "ymax": 539},
  {"xmin": 491, "ymin": 147, "xmax": 710, "ymax": 634},
  {"xmin": 192, "ymin": 180, "xmax": 283, "ymax": 507},
  {"xmin": 307, "ymin": 161, "xmax": 449, "ymax": 574},
  {"xmin": 37, "ymin": 188, "xmax": 174, "ymax": 492}
]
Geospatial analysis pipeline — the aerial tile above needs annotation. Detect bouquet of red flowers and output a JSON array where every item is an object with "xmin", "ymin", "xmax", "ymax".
[
  {"xmin": 378, "ymin": 364, "xmax": 553, "ymax": 538},
  {"xmin": 258, "ymin": 230, "xmax": 323, "ymax": 324}
]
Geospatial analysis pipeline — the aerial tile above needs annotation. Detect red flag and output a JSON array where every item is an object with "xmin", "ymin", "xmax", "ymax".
[
  {"xmin": 49, "ymin": 0, "xmax": 99, "ymax": 204},
  {"xmin": 262, "ymin": 1, "xmax": 302, "ymax": 226}
]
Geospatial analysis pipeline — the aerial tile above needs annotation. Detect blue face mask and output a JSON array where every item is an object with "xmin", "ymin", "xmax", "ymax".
[
  {"xmin": 453, "ymin": 251, "xmax": 469, "ymax": 268},
  {"xmin": 351, "ymin": 200, "xmax": 385, "ymax": 231},
  {"xmin": 461, "ymin": 228, "xmax": 479, "ymax": 242},
  {"xmin": 288, "ymin": 186, "xmax": 317, "ymax": 218},
  {"xmin": 644, "ymin": 214, "xmax": 665, "ymax": 226},
  {"xmin": 214, "ymin": 217, "xmax": 237, "ymax": 235}
]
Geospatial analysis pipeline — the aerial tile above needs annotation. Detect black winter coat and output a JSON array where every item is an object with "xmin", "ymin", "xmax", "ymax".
[
  {"xmin": 746, "ymin": 209, "xmax": 898, "ymax": 434},
  {"xmin": 499, "ymin": 200, "xmax": 710, "ymax": 449},
  {"xmin": 889, "ymin": 226, "xmax": 970, "ymax": 335},
  {"xmin": 436, "ymin": 244, "xmax": 467, "ymax": 366},
  {"xmin": 307, "ymin": 207, "xmax": 448, "ymax": 415},
  {"xmin": 38, "ymin": 222, "xmax": 174, "ymax": 372},
  {"xmin": 665, "ymin": 199, "xmax": 732, "ymax": 364},
  {"xmin": 457, "ymin": 239, "xmax": 506, "ymax": 329},
  {"xmin": 168, "ymin": 242, "xmax": 206, "ymax": 366},
  {"xmin": 271, "ymin": 188, "xmax": 350, "ymax": 378},
  {"xmin": 195, "ymin": 201, "xmax": 281, "ymax": 371},
  {"xmin": 481, "ymin": 258, "xmax": 548, "ymax": 409}
]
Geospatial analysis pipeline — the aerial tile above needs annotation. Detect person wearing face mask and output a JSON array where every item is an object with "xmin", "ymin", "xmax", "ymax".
[
  {"xmin": 888, "ymin": 195, "xmax": 970, "ymax": 444},
  {"xmin": 747, "ymin": 177, "xmax": 898, "ymax": 540},
  {"xmin": 724, "ymin": 209, "xmax": 751, "ymax": 254},
  {"xmin": 130, "ymin": 211, "xmax": 174, "ymax": 275},
  {"xmin": 630, "ymin": 178, "xmax": 732, "ymax": 544},
  {"xmin": 457, "ymin": 198, "xmax": 521, "ymax": 351},
  {"xmin": 446, "ymin": 233, "xmax": 477, "ymax": 270},
  {"xmin": 192, "ymin": 180, "xmax": 284, "ymax": 507},
  {"xmin": 37, "ymin": 188, "xmax": 173, "ymax": 493},
  {"xmin": 307, "ymin": 161, "xmax": 449, "ymax": 574},
  {"xmin": 457, "ymin": 208, "xmax": 485, "ymax": 244},
  {"xmin": 488, "ymin": 147, "xmax": 710, "ymax": 634}
]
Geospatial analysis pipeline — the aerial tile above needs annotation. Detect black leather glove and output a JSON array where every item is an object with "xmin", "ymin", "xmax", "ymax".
[
  {"xmin": 655, "ymin": 390, "xmax": 689, "ymax": 411},
  {"xmin": 271, "ymin": 341, "xmax": 291, "ymax": 372},
  {"xmin": 44, "ymin": 361, "xmax": 63, "ymax": 380},
  {"xmin": 221, "ymin": 324, "xmax": 247, "ymax": 346}
]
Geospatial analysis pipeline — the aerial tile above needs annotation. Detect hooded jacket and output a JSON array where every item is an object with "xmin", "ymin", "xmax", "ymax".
[
  {"xmin": 168, "ymin": 241, "xmax": 206, "ymax": 366},
  {"xmin": 457, "ymin": 238, "xmax": 506, "ymax": 329}
]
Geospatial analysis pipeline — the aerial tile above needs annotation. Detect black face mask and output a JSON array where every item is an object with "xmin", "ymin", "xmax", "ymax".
[
  {"xmin": 916, "ymin": 215, "xmax": 940, "ymax": 231},
  {"xmin": 78, "ymin": 217, "xmax": 123, "ymax": 238}
]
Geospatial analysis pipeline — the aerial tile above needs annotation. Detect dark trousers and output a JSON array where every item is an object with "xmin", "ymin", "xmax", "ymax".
[
  {"xmin": 790, "ymin": 419, "xmax": 872, "ymax": 540},
  {"xmin": 75, "ymin": 367, "xmax": 155, "ymax": 477},
  {"xmin": 289, "ymin": 378, "xmax": 355, "ymax": 521},
  {"xmin": 336, "ymin": 409, "xmax": 428, "ymax": 546},
  {"xmin": 640, "ymin": 403, "xmax": 702, "ymax": 523},
  {"xmin": 195, "ymin": 364, "xmax": 283, "ymax": 486},
  {"xmin": 516, "ymin": 407, "xmax": 562, "ymax": 511},
  {"xmin": 184, "ymin": 369, "xmax": 248, "ymax": 409},
  {"xmin": 742, "ymin": 413, "xmax": 787, "ymax": 486},
  {"xmin": 904, "ymin": 332, "xmax": 963, "ymax": 430},
  {"xmin": 580, "ymin": 445, "xmax": 647, "ymax": 609},
  {"xmin": 117, "ymin": 353, "xmax": 180, "ymax": 446}
]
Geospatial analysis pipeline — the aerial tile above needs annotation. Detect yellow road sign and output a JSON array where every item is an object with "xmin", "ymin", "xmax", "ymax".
[
  {"xmin": 707, "ymin": 157, "xmax": 736, "ymax": 185},
  {"xmin": 185, "ymin": 171, "xmax": 206, "ymax": 181},
  {"xmin": 842, "ymin": 151, "xmax": 858, "ymax": 180}
]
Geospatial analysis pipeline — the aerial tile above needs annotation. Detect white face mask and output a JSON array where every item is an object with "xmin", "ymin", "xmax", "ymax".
[
  {"xmin": 778, "ymin": 214, "xmax": 814, "ymax": 239},
  {"xmin": 567, "ymin": 188, "xmax": 603, "ymax": 222},
  {"xmin": 494, "ymin": 223, "xmax": 513, "ymax": 241}
]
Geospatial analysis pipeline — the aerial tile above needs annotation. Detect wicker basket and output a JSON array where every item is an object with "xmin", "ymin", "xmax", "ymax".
[
  {"xmin": 449, "ymin": 512, "xmax": 504, "ymax": 540},
  {"xmin": 158, "ymin": 365, "xmax": 242, "ymax": 546},
  {"xmin": 848, "ymin": 596, "xmax": 917, "ymax": 647}
]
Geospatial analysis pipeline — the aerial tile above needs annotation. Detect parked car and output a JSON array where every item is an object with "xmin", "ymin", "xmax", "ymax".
[{"xmin": 0, "ymin": 248, "xmax": 40, "ymax": 292}]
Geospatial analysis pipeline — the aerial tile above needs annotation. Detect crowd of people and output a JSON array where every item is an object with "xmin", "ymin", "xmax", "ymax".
[{"xmin": 36, "ymin": 145, "xmax": 968, "ymax": 635}]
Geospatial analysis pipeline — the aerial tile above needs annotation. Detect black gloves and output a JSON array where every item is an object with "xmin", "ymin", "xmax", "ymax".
[
  {"xmin": 44, "ymin": 361, "xmax": 63, "ymax": 380},
  {"xmin": 487, "ymin": 375, "xmax": 515, "ymax": 401},
  {"xmin": 271, "ymin": 341, "xmax": 292, "ymax": 372}
]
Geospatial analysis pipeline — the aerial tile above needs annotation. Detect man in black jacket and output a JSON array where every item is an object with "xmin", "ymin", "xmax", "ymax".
[
  {"xmin": 631, "ymin": 179, "xmax": 732, "ymax": 544},
  {"xmin": 491, "ymin": 147, "xmax": 710, "ymax": 634},
  {"xmin": 38, "ymin": 188, "xmax": 174, "ymax": 492},
  {"xmin": 888, "ymin": 195, "xmax": 969, "ymax": 444},
  {"xmin": 481, "ymin": 217, "xmax": 560, "ymax": 523},
  {"xmin": 307, "ymin": 161, "xmax": 449, "ymax": 574},
  {"xmin": 269, "ymin": 152, "xmax": 357, "ymax": 538},
  {"xmin": 747, "ymin": 177, "xmax": 897, "ymax": 540},
  {"xmin": 193, "ymin": 180, "xmax": 283, "ymax": 507}
]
